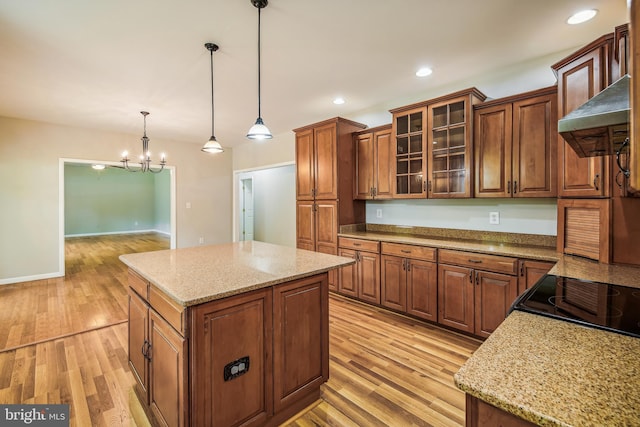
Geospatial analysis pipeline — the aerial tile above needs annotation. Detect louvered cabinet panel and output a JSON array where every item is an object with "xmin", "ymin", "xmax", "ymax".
[{"xmin": 557, "ymin": 199, "xmax": 611, "ymax": 263}]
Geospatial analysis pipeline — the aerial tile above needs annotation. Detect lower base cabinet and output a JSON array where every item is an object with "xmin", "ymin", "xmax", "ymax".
[
  {"xmin": 466, "ymin": 394, "xmax": 536, "ymax": 427},
  {"xmin": 129, "ymin": 270, "xmax": 328, "ymax": 427},
  {"xmin": 517, "ymin": 259, "xmax": 555, "ymax": 295},
  {"xmin": 337, "ymin": 237, "xmax": 381, "ymax": 304}
]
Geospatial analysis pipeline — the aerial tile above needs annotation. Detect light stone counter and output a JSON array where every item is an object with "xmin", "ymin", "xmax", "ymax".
[
  {"xmin": 455, "ymin": 310, "xmax": 640, "ymax": 426},
  {"xmin": 119, "ymin": 240, "xmax": 354, "ymax": 307}
]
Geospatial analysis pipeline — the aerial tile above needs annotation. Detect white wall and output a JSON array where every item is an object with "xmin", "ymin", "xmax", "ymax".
[
  {"xmin": 251, "ymin": 165, "xmax": 296, "ymax": 247},
  {"xmin": 366, "ymin": 199, "xmax": 557, "ymax": 236},
  {"xmin": 0, "ymin": 116, "xmax": 232, "ymax": 283}
]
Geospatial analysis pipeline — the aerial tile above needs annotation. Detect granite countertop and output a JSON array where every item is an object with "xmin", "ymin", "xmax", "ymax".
[
  {"xmin": 119, "ymin": 241, "xmax": 354, "ymax": 307},
  {"xmin": 338, "ymin": 230, "xmax": 559, "ymax": 262},
  {"xmin": 454, "ymin": 310, "xmax": 640, "ymax": 426}
]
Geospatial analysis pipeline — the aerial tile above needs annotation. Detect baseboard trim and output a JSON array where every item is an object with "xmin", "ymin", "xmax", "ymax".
[
  {"xmin": 65, "ymin": 229, "xmax": 170, "ymax": 238},
  {"xmin": 0, "ymin": 271, "xmax": 64, "ymax": 286}
]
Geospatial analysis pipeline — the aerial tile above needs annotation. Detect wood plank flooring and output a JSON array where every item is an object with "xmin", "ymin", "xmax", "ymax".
[{"xmin": 0, "ymin": 234, "xmax": 482, "ymax": 426}]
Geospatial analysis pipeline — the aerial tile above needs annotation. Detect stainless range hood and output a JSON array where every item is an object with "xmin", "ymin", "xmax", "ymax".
[{"xmin": 558, "ymin": 74, "xmax": 630, "ymax": 157}]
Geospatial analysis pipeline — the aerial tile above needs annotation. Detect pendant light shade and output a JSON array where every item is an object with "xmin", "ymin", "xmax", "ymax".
[
  {"xmin": 247, "ymin": 0, "xmax": 272, "ymax": 140},
  {"xmin": 202, "ymin": 42, "xmax": 224, "ymax": 153}
]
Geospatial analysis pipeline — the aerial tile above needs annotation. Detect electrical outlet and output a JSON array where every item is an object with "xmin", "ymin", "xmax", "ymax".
[
  {"xmin": 186, "ymin": 202, "xmax": 191, "ymax": 209},
  {"xmin": 199, "ymin": 237, "xmax": 204, "ymax": 244},
  {"xmin": 489, "ymin": 211, "xmax": 500, "ymax": 225},
  {"xmin": 376, "ymin": 209, "xmax": 383, "ymax": 218}
]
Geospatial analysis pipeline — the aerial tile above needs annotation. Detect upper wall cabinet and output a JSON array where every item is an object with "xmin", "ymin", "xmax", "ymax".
[
  {"xmin": 631, "ymin": 4, "xmax": 640, "ymax": 192},
  {"xmin": 295, "ymin": 117, "xmax": 367, "ymax": 201},
  {"xmin": 390, "ymin": 105, "xmax": 428, "ymax": 198},
  {"xmin": 354, "ymin": 124, "xmax": 393, "ymax": 200},
  {"xmin": 427, "ymin": 89, "xmax": 486, "ymax": 198},
  {"xmin": 389, "ymin": 88, "xmax": 485, "ymax": 199},
  {"xmin": 474, "ymin": 87, "xmax": 558, "ymax": 198},
  {"xmin": 552, "ymin": 34, "xmax": 613, "ymax": 198}
]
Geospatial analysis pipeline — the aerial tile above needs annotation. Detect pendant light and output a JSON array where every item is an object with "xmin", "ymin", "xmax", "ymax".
[
  {"xmin": 202, "ymin": 42, "xmax": 224, "ymax": 153},
  {"xmin": 246, "ymin": 0, "xmax": 272, "ymax": 140},
  {"xmin": 121, "ymin": 111, "xmax": 166, "ymax": 173}
]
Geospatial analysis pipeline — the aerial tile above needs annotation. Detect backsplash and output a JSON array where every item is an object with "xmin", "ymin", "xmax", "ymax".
[{"xmin": 365, "ymin": 198, "xmax": 557, "ymax": 236}]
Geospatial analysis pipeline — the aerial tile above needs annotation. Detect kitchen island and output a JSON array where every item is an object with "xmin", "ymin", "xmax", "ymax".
[
  {"xmin": 454, "ymin": 255, "xmax": 640, "ymax": 426},
  {"xmin": 119, "ymin": 241, "xmax": 354, "ymax": 427}
]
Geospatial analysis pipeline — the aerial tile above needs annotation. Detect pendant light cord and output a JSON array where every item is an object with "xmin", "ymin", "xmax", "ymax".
[
  {"xmin": 257, "ymin": 5, "xmax": 262, "ymax": 119},
  {"xmin": 210, "ymin": 47, "xmax": 215, "ymax": 136}
]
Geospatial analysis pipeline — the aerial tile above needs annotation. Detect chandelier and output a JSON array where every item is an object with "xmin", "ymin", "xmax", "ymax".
[
  {"xmin": 246, "ymin": 0, "xmax": 272, "ymax": 140},
  {"xmin": 202, "ymin": 43, "xmax": 224, "ymax": 153},
  {"xmin": 121, "ymin": 111, "xmax": 166, "ymax": 173}
]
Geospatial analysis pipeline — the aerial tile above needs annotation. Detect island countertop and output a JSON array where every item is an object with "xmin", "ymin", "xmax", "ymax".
[{"xmin": 119, "ymin": 240, "xmax": 354, "ymax": 307}]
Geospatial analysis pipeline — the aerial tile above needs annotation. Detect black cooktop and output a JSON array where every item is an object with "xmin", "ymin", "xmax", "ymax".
[{"xmin": 510, "ymin": 274, "xmax": 640, "ymax": 339}]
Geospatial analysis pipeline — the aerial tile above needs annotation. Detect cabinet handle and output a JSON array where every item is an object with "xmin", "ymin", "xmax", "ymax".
[
  {"xmin": 507, "ymin": 180, "xmax": 511, "ymax": 194},
  {"xmin": 468, "ymin": 259, "xmax": 482, "ymax": 264},
  {"xmin": 475, "ymin": 272, "xmax": 479, "ymax": 286},
  {"xmin": 373, "ymin": 187, "xmax": 377, "ymax": 197},
  {"xmin": 370, "ymin": 187, "xmax": 374, "ymax": 197},
  {"xmin": 428, "ymin": 181, "xmax": 432, "ymax": 192},
  {"xmin": 594, "ymin": 174, "xmax": 600, "ymax": 191},
  {"xmin": 353, "ymin": 243, "xmax": 361, "ymax": 247},
  {"xmin": 513, "ymin": 180, "xmax": 518, "ymax": 194},
  {"xmin": 469, "ymin": 270, "xmax": 473, "ymax": 283},
  {"xmin": 402, "ymin": 259, "xmax": 406, "ymax": 271},
  {"xmin": 141, "ymin": 340, "xmax": 148, "ymax": 358},
  {"xmin": 401, "ymin": 249, "xmax": 411, "ymax": 254},
  {"xmin": 146, "ymin": 343, "xmax": 152, "ymax": 362},
  {"xmin": 520, "ymin": 263, "xmax": 525, "ymax": 277},
  {"xmin": 406, "ymin": 260, "xmax": 411, "ymax": 272}
]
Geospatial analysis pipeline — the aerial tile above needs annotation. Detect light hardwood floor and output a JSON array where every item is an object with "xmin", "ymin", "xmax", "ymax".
[{"xmin": 0, "ymin": 234, "xmax": 481, "ymax": 426}]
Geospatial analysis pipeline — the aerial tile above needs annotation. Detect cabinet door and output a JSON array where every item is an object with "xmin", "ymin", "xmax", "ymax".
[
  {"xmin": 392, "ymin": 106, "xmax": 427, "ymax": 198},
  {"xmin": 337, "ymin": 248, "xmax": 358, "ymax": 298},
  {"xmin": 512, "ymin": 93, "xmax": 558, "ymax": 198},
  {"xmin": 556, "ymin": 47, "xmax": 609, "ymax": 197},
  {"xmin": 314, "ymin": 123, "xmax": 338, "ymax": 200},
  {"xmin": 295, "ymin": 128, "xmax": 315, "ymax": 200},
  {"xmin": 295, "ymin": 201, "xmax": 315, "ymax": 252},
  {"xmin": 374, "ymin": 128, "xmax": 394, "ymax": 199},
  {"xmin": 315, "ymin": 200, "xmax": 338, "ymax": 290},
  {"xmin": 354, "ymin": 132, "xmax": 374, "ymax": 200},
  {"xmin": 428, "ymin": 96, "xmax": 474, "ymax": 198},
  {"xmin": 190, "ymin": 289, "xmax": 271, "ymax": 427},
  {"xmin": 273, "ymin": 275, "xmax": 328, "ymax": 412},
  {"xmin": 358, "ymin": 251, "xmax": 381, "ymax": 305},
  {"xmin": 406, "ymin": 259, "xmax": 438, "ymax": 322},
  {"xmin": 380, "ymin": 255, "xmax": 406, "ymax": 311},
  {"xmin": 149, "ymin": 310, "xmax": 188, "ymax": 427},
  {"xmin": 474, "ymin": 271, "xmax": 517, "ymax": 338},
  {"xmin": 438, "ymin": 264, "xmax": 474, "ymax": 333},
  {"xmin": 129, "ymin": 290, "xmax": 149, "ymax": 404},
  {"xmin": 474, "ymin": 103, "xmax": 512, "ymax": 198},
  {"xmin": 517, "ymin": 259, "xmax": 555, "ymax": 296}
]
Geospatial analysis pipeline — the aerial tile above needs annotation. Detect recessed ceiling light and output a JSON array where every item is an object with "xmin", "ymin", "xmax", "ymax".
[
  {"xmin": 416, "ymin": 67, "xmax": 433, "ymax": 77},
  {"xmin": 92, "ymin": 164, "xmax": 106, "ymax": 170},
  {"xmin": 333, "ymin": 97, "xmax": 345, "ymax": 105},
  {"xmin": 567, "ymin": 9, "xmax": 597, "ymax": 25}
]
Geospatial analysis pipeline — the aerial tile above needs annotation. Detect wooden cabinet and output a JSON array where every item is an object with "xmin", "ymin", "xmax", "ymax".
[
  {"xmin": 474, "ymin": 87, "xmax": 558, "ymax": 198},
  {"xmin": 466, "ymin": 394, "xmax": 537, "ymax": 427},
  {"xmin": 557, "ymin": 198, "xmax": 611, "ymax": 263},
  {"xmin": 337, "ymin": 237, "xmax": 380, "ymax": 304},
  {"xmin": 354, "ymin": 125, "xmax": 393, "ymax": 199},
  {"xmin": 295, "ymin": 118, "xmax": 366, "ymax": 291},
  {"xmin": 380, "ymin": 242, "xmax": 438, "ymax": 321},
  {"xmin": 190, "ymin": 274, "xmax": 328, "ymax": 427},
  {"xmin": 427, "ymin": 88, "xmax": 486, "ymax": 198},
  {"xmin": 438, "ymin": 250, "xmax": 517, "ymax": 337},
  {"xmin": 632, "ymin": 3, "xmax": 640, "ymax": 192},
  {"xmin": 552, "ymin": 35, "xmax": 613, "ymax": 198},
  {"xmin": 128, "ymin": 271, "xmax": 188, "ymax": 427},
  {"xmin": 517, "ymin": 259, "xmax": 555, "ymax": 296},
  {"xmin": 390, "ymin": 105, "xmax": 427, "ymax": 198}
]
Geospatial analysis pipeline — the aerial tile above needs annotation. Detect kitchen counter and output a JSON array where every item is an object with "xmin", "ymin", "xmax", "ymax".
[
  {"xmin": 119, "ymin": 240, "xmax": 355, "ymax": 306},
  {"xmin": 338, "ymin": 229, "xmax": 558, "ymax": 261},
  {"xmin": 454, "ymin": 310, "xmax": 640, "ymax": 426}
]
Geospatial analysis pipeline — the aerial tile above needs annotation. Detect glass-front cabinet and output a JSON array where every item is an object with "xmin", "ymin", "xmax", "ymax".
[
  {"xmin": 391, "ymin": 106, "xmax": 427, "ymax": 198},
  {"xmin": 427, "ymin": 89, "xmax": 486, "ymax": 198}
]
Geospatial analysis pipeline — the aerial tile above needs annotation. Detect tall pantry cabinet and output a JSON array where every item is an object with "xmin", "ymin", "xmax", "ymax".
[{"xmin": 294, "ymin": 117, "xmax": 367, "ymax": 290}]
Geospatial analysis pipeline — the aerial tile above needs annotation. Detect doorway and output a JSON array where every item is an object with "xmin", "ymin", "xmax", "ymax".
[
  {"xmin": 59, "ymin": 158, "xmax": 177, "ymax": 275},
  {"xmin": 240, "ymin": 177, "xmax": 254, "ymax": 241}
]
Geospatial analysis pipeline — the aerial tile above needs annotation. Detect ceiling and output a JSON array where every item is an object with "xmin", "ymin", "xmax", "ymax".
[{"xmin": 0, "ymin": 0, "xmax": 629, "ymax": 150}]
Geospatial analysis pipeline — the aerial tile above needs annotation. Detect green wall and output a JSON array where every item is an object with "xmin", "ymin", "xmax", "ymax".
[{"xmin": 64, "ymin": 163, "xmax": 170, "ymax": 236}]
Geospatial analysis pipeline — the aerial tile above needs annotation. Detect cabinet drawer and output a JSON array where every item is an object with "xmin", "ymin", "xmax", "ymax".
[
  {"xmin": 438, "ymin": 249, "xmax": 518, "ymax": 275},
  {"xmin": 149, "ymin": 286, "xmax": 185, "ymax": 336},
  {"xmin": 129, "ymin": 270, "xmax": 149, "ymax": 300},
  {"xmin": 381, "ymin": 242, "xmax": 436, "ymax": 262},
  {"xmin": 338, "ymin": 237, "xmax": 379, "ymax": 253}
]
